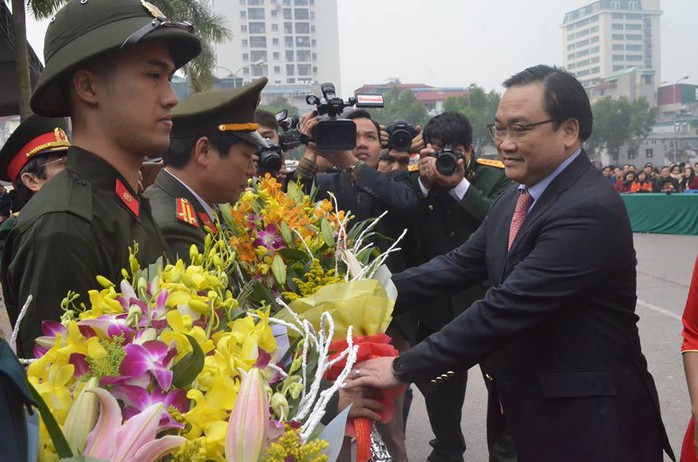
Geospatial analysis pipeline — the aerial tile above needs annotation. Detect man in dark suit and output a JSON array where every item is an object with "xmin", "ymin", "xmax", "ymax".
[
  {"xmin": 145, "ymin": 79, "xmax": 268, "ymax": 262},
  {"xmin": 347, "ymin": 65, "xmax": 674, "ymax": 462}
]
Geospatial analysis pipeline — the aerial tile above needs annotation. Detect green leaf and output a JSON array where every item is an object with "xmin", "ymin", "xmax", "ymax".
[
  {"xmin": 278, "ymin": 248, "xmax": 311, "ymax": 263},
  {"xmin": 279, "ymin": 221, "xmax": 293, "ymax": 244},
  {"xmin": 28, "ymin": 382, "xmax": 73, "ymax": 458},
  {"xmin": 171, "ymin": 334, "xmax": 205, "ymax": 388},
  {"xmin": 320, "ymin": 219, "xmax": 335, "ymax": 247}
]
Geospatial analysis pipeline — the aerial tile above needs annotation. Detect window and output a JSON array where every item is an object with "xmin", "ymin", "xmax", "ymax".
[
  {"xmin": 312, "ymin": 52, "xmax": 317, "ymax": 60},
  {"xmin": 613, "ymin": 44, "xmax": 624, "ymax": 51},
  {"xmin": 297, "ymin": 64, "xmax": 311, "ymax": 76},
  {"xmin": 242, "ymin": 53, "xmax": 249, "ymax": 60},
  {"xmin": 287, "ymin": 78, "xmax": 295, "ymax": 84},
  {"xmin": 240, "ymin": 0, "xmax": 246, "ymax": 4},
  {"xmin": 248, "ymin": 0, "xmax": 263, "ymax": 4},
  {"xmin": 591, "ymin": 57, "xmax": 599, "ymax": 63},
  {"xmin": 286, "ymin": 64, "xmax": 295, "ymax": 75},
  {"xmin": 241, "ymin": 25, "xmax": 248, "ymax": 33},
  {"xmin": 590, "ymin": 25, "xmax": 599, "ymax": 33},
  {"xmin": 251, "ymin": 50, "xmax": 267, "ymax": 61},
  {"xmin": 611, "ymin": 1, "xmax": 620, "ymax": 8},
  {"xmin": 294, "ymin": 0, "xmax": 308, "ymax": 4},
  {"xmin": 284, "ymin": 36, "xmax": 293, "ymax": 47},
  {"xmin": 645, "ymin": 148, "xmax": 653, "ymax": 158},
  {"xmin": 612, "ymin": 13, "xmax": 624, "ymax": 19},
  {"xmin": 626, "ymin": 13, "xmax": 642, "ymax": 19},
  {"xmin": 242, "ymin": 39, "xmax": 248, "ymax": 46},
  {"xmin": 613, "ymin": 65, "xmax": 625, "ymax": 71},
  {"xmin": 249, "ymin": 22, "xmax": 266, "ymax": 33},
  {"xmin": 629, "ymin": 1, "xmax": 639, "ymax": 9},
  {"xmin": 612, "ymin": 54, "xmax": 624, "ymax": 61},
  {"xmin": 252, "ymin": 65, "xmax": 266, "ymax": 77},
  {"xmin": 271, "ymin": 9, "xmax": 277, "ymax": 17},
  {"xmin": 285, "ymin": 50, "xmax": 294, "ymax": 61},
  {"xmin": 626, "ymin": 55, "xmax": 642, "ymax": 61},
  {"xmin": 626, "ymin": 34, "xmax": 642, "ymax": 40},
  {"xmin": 576, "ymin": 39, "xmax": 589, "ymax": 47},
  {"xmin": 271, "ymin": 24, "xmax": 278, "ymax": 32},
  {"xmin": 274, "ymin": 66, "xmax": 281, "ymax": 73},
  {"xmin": 295, "ymin": 22, "xmax": 310, "ymax": 34},
  {"xmin": 240, "ymin": 11, "xmax": 246, "ymax": 19},
  {"xmin": 575, "ymin": 29, "xmax": 589, "ymax": 38},
  {"xmin": 626, "ymin": 44, "xmax": 642, "ymax": 51},
  {"xmin": 591, "ymin": 67, "xmax": 600, "ymax": 74},
  {"xmin": 612, "ymin": 34, "xmax": 624, "ymax": 40},
  {"xmin": 284, "ymin": 22, "xmax": 293, "ymax": 33},
  {"xmin": 272, "ymin": 38, "xmax": 279, "ymax": 46},
  {"xmin": 295, "ymin": 8, "xmax": 309, "ymax": 20},
  {"xmin": 248, "ymin": 8, "xmax": 265, "ymax": 19},
  {"xmin": 628, "ymin": 152, "xmax": 636, "ymax": 160},
  {"xmin": 296, "ymin": 36, "xmax": 310, "ymax": 47},
  {"xmin": 283, "ymin": 8, "xmax": 292, "ymax": 19},
  {"xmin": 612, "ymin": 23, "xmax": 623, "ymax": 30},
  {"xmin": 626, "ymin": 23, "xmax": 642, "ymax": 30},
  {"xmin": 297, "ymin": 50, "xmax": 311, "ymax": 61},
  {"xmin": 249, "ymin": 36, "xmax": 267, "ymax": 48},
  {"xmin": 273, "ymin": 52, "xmax": 280, "ymax": 59}
]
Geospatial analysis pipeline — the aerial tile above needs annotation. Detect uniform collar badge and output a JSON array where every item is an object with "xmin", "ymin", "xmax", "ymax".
[
  {"xmin": 198, "ymin": 212, "xmax": 217, "ymax": 234},
  {"xmin": 176, "ymin": 198, "xmax": 199, "ymax": 228},
  {"xmin": 115, "ymin": 179, "xmax": 139, "ymax": 218}
]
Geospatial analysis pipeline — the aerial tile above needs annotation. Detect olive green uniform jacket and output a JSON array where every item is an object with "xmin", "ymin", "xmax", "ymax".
[
  {"xmin": 410, "ymin": 160, "xmax": 513, "ymax": 331},
  {"xmin": 1, "ymin": 147, "xmax": 170, "ymax": 357},
  {"xmin": 144, "ymin": 169, "xmax": 214, "ymax": 264}
]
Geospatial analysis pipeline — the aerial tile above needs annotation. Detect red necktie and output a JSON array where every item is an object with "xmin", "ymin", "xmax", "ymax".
[{"xmin": 508, "ymin": 190, "xmax": 533, "ymax": 251}]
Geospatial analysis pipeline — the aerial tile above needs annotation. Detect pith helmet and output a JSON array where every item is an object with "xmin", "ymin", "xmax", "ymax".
[
  {"xmin": 31, "ymin": 0, "xmax": 201, "ymax": 117},
  {"xmin": 171, "ymin": 77, "xmax": 269, "ymax": 148},
  {"xmin": 0, "ymin": 115, "xmax": 70, "ymax": 183}
]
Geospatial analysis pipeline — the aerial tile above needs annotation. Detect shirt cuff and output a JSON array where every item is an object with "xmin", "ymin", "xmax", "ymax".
[
  {"xmin": 418, "ymin": 177, "xmax": 430, "ymax": 197},
  {"xmin": 449, "ymin": 178, "xmax": 470, "ymax": 201}
]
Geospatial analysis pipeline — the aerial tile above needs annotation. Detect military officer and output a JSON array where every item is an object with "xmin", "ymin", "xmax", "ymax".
[
  {"xmin": 1, "ymin": 0, "xmax": 201, "ymax": 357},
  {"xmin": 145, "ymin": 78, "xmax": 269, "ymax": 262},
  {"xmin": 411, "ymin": 111, "xmax": 513, "ymax": 462},
  {"xmin": 0, "ymin": 115, "xmax": 71, "ymax": 257}
]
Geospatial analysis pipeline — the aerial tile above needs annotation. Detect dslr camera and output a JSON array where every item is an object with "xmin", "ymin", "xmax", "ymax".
[
  {"xmin": 386, "ymin": 118, "xmax": 417, "ymax": 152},
  {"xmin": 305, "ymin": 83, "xmax": 383, "ymax": 151},
  {"xmin": 257, "ymin": 143, "xmax": 283, "ymax": 175},
  {"xmin": 433, "ymin": 145, "xmax": 465, "ymax": 175},
  {"xmin": 275, "ymin": 110, "xmax": 304, "ymax": 151}
]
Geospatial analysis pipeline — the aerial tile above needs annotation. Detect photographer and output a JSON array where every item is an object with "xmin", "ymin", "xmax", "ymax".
[
  {"xmin": 255, "ymin": 110, "xmax": 289, "ymax": 185},
  {"xmin": 411, "ymin": 111, "xmax": 512, "ymax": 462}
]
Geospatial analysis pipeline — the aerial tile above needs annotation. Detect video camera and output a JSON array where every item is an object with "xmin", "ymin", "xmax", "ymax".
[
  {"xmin": 386, "ymin": 118, "xmax": 417, "ymax": 152},
  {"xmin": 433, "ymin": 145, "xmax": 465, "ymax": 175},
  {"xmin": 305, "ymin": 83, "xmax": 384, "ymax": 151},
  {"xmin": 274, "ymin": 110, "xmax": 303, "ymax": 151}
]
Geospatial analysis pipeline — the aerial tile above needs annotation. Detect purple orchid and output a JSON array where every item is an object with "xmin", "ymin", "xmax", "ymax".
[
  {"xmin": 110, "ymin": 384, "xmax": 187, "ymax": 428},
  {"xmin": 79, "ymin": 314, "xmax": 135, "ymax": 342},
  {"xmin": 69, "ymin": 353, "xmax": 90, "ymax": 377},
  {"xmin": 253, "ymin": 224, "xmax": 286, "ymax": 251},
  {"xmin": 119, "ymin": 340, "xmax": 177, "ymax": 390}
]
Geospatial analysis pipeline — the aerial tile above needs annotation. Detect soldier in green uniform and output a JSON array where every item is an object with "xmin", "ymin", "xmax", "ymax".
[
  {"xmin": 411, "ymin": 111, "xmax": 513, "ymax": 462},
  {"xmin": 0, "ymin": 115, "xmax": 71, "ymax": 258},
  {"xmin": 145, "ymin": 78, "xmax": 269, "ymax": 262},
  {"xmin": 1, "ymin": 0, "xmax": 201, "ymax": 357}
]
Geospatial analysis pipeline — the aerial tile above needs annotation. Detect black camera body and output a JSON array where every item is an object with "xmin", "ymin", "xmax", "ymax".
[
  {"xmin": 257, "ymin": 143, "xmax": 283, "ymax": 175},
  {"xmin": 305, "ymin": 83, "xmax": 383, "ymax": 152},
  {"xmin": 433, "ymin": 145, "xmax": 464, "ymax": 175},
  {"xmin": 275, "ymin": 110, "xmax": 304, "ymax": 151},
  {"xmin": 387, "ymin": 118, "xmax": 417, "ymax": 152}
]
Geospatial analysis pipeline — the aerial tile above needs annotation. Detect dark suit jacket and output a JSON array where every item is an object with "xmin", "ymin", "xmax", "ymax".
[
  {"xmin": 144, "ymin": 170, "xmax": 213, "ymax": 263},
  {"xmin": 393, "ymin": 151, "xmax": 673, "ymax": 461}
]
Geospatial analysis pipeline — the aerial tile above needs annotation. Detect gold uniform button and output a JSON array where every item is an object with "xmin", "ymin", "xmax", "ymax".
[
  {"xmin": 428, "ymin": 205, "xmax": 434, "ymax": 211},
  {"xmin": 449, "ymin": 232, "xmax": 456, "ymax": 238},
  {"xmin": 431, "ymin": 379, "xmax": 438, "ymax": 385},
  {"xmin": 485, "ymin": 373, "xmax": 493, "ymax": 381},
  {"xmin": 447, "ymin": 371, "xmax": 456, "ymax": 377}
]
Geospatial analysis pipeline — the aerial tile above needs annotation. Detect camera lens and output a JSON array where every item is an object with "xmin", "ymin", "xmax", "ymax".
[
  {"xmin": 435, "ymin": 153, "xmax": 458, "ymax": 175},
  {"xmin": 389, "ymin": 129, "xmax": 413, "ymax": 152},
  {"xmin": 259, "ymin": 149, "xmax": 282, "ymax": 174}
]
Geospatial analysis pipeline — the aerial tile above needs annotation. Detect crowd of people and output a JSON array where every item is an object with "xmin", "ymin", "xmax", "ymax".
[
  {"xmin": 603, "ymin": 161, "xmax": 698, "ymax": 193},
  {"xmin": 1, "ymin": 1, "xmax": 696, "ymax": 461}
]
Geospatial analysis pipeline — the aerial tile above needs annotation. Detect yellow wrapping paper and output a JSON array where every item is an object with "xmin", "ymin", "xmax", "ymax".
[{"xmin": 278, "ymin": 278, "xmax": 394, "ymax": 340}]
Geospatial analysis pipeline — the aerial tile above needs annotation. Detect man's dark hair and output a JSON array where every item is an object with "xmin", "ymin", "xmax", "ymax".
[
  {"xmin": 255, "ymin": 109, "xmax": 280, "ymax": 131},
  {"xmin": 422, "ymin": 111, "xmax": 473, "ymax": 148},
  {"xmin": 503, "ymin": 65, "xmax": 593, "ymax": 141},
  {"xmin": 346, "ymin": 109, "xmax": 381, "ymax": 140},
  {"xmin": 164, "ymin": 133, "xmax": 250, "ymax": 169}
]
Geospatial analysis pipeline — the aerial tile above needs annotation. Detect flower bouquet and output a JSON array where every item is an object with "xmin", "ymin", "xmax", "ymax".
[{"xmin": 23, "ymin": 237, "xmax": 360, "ymax": 462}]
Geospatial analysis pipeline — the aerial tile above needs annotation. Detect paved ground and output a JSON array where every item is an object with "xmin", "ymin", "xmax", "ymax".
[
  {"xmin": 2, "ymin": 232, "xmax": 695, "ymax": 461},
  {"xmin": 404, "ymin": 232, "xmax": 697, "ymax": 461}
]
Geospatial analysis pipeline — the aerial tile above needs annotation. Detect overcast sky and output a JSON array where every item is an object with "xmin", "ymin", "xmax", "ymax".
[{"xmin": 25, "ymin": 0, "xmax": 698, "ymax": 96}]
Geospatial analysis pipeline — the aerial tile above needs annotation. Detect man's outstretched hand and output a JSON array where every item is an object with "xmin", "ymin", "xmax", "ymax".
[{"xmin": 345, "ymin": 357, "xmax": 405, "ymax": 390}]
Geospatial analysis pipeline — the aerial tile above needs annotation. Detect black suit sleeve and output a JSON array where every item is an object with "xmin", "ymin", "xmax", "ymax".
[
  {"xmin": 353, "ymin": 169, "xmax": 418, "ymax": 215},
  {"xmin": 398, "ymin": 193, "xmax": 634, "ymax": 383}
]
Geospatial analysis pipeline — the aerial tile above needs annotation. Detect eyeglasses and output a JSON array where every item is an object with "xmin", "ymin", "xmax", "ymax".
[
  {"xmin": 379, "ymin": 153, "xmax": 410, "ymax": 166},
  {"xmin": 487, "ymin": 119, "xmax": 556, "ymax": 142},
  {"xmin": 42, "ymin": 156, "xmax": 67, "ymax": 168}
]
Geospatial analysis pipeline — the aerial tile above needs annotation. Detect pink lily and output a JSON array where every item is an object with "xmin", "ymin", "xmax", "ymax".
[
  {"xmin": 225, "ymin": 367, "xmax": 269, "ymax": 462},
  {"xmin": 84, "ymin": 387, "xmax": 185, "ymax": 462},
  {"xmin": 110, "ymin": 384, "xmax": 188, "ymax": 426}
]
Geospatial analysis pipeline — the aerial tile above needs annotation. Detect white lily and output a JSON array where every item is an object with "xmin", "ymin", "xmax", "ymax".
[{"xmin": 225, "ymin": 367, "xmax": 269, "ymax": 462}]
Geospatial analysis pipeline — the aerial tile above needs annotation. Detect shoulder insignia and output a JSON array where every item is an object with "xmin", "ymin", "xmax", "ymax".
[
  {"xmin": 198, "ymin": 212, "xmax": 217, "ymax": 234},
  {"xmin": 476, "ymin": 158, "xmax": 505, "ymax": 169},
  {"xmin": 115, "ymin": 179, "xmax": 139, "ymax": 217},
  {"xmin": 176, "ymin": 198, "xmax": 199, "ymax": 228}
]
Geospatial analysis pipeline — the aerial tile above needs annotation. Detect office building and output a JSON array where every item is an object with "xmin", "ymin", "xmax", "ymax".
[
  {"xmin": 561, "ymin": 0, "xmax": 661, "ymax": 94},
  {"xmin": 210, "ymin": 0, "xmax": 341, "ymax": 90}
]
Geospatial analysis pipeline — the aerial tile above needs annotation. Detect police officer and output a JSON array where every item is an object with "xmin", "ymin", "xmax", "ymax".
[
  {"xmin": 412, "ymin": 111, "xmax": 512, "ymax": 462},
  {"xmin": 1, "ymin": 0, "xmax": 201, "ymax": 357},
  {"xmin": 145, "ymin": 78, "xmax": 269, "ymax": 262}
]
